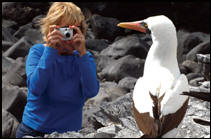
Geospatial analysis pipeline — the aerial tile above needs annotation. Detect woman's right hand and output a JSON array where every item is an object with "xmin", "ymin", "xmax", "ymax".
[{"xmin": 46, "ymin": 25, "xmax": 63, "ymax": 49}]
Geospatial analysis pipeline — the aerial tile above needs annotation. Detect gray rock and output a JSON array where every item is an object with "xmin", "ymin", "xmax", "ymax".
[
  {"xmin": 196, "ymin": 54, "xmax": 210, "ymax": 80},
  {"xmin": 13, "ymin": 23, "xmax": 44, "ymax": 45},
  {"xmin": 2, "ymin": 41, "xmax": 14, "ymax": 52},
  {"xmin": 114, "ymin": 127, "xmax": 142, "ymax": 138},
  {"xmin": 3, "ymin": 57, "xmax": 27, "ymax": 87},
  {"xmin": 177, "ymin": 97, "xmax": 210, "ymax": 138},
  {"xmin": 119, "ymin": 116, "xmax": 139, "ymax": 132},
  {"xmin": 186, "ymin": 41, "xmax": 210, "ymax": 62},
  {"xmin": 3, "ymin": 37, "xmax": 31, "ymax": 59},
  {"xmin": 2, "ymin": 19, "xmax": 19, "ymax": 35},
  {"xmin": 97, "ymin": 124, "xmax": 121, "ymax": 137},
  {"xmin": 2, "ymin": 109, "xmax": 19, "ymax": 138},
  {"xmin": 189, "ymin": 77, "xmax": 205, "ymax": 86},
  {"xmin": 197, "ymin": 54, "xmax": 210, "ymax": 64},
  {"xmin": 177, "ymin": 30, "xmax": 191, "ymax": 63},
  {"xmin": 94, "ymin": 93, "xmax": 133, "ymax": 126},
  {"xmin": 24, "ymin": 28, "xmax": 44, "ymax": 45},
  {"xmin": 100, "ymin": 55, "xmax": 145, "ymax": 82},
  {"xmin": 2, "ymin": 26, "xmax": 18, "ymax": 42},
  {"xmin": 13, "ymin": 23, "xmax": 32, "ymax": 39},
  {"xmin": 100, "ymin": 34, "xmax": 149, "ymax": 59},
  {"xmin": 189, "ymin": 85, "xmax": 210, "ymax": 93},
  {"xmin": 90, "ymin": 14, "xmax": 123, "ymax": 41},
  {"xmin": 176, "ymin": 30, "xmax": 210, "ymax": 63},
  {"xmin": 2, "ymin": 2, "xmax": 46, "ymax": 26},
  {"xmin": 179, "ymin": 64, "xmax": 189, "ymax": 74},
  {"xmin": 118, "ymin": 76, "xmax": 138, "ymax": 91},
  {"xmin": 182, "ymin": 32, "xmax": 208, "ymax": 54},
  {"xmin": 85, "ymin": 81, "xmax": 127, "ymax": 108},
  {"xmin": 32, "ymin": 14, "xmax": 45, "ymax": 29},
  {"xmin": 186, "ymin": 72, "xmax": 204, "ymax": 81},
  {"xmin": 182, "ymin": 60, "xmax": 201, "ymax": 74},
  {"xmin": 86, "ymin": 39, "xmax": 110, "ymax": 52},
  {"xmin": 2, "ymin": 55, "xmax": 15, "ymax": 76},
  {"xmin": 94, "ymin": 54, "xmax": 115, "ymax": 73},
  {"xmin": 85, "ymin": 132, "xmax": 114, "ymax": 138},
  {"xmin": 2, "ymin": 85, "xmax": 27, "ymax": 122},
  {"xmin": 44, "ymin": 131, "xmax": 83, "ymax": 138}
]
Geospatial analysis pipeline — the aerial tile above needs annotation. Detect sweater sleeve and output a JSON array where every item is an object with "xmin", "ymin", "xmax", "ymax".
[
  {"xmin": 76, "ymin": 51, "xmax": 99, "ymax": 98},
  {"xmin": 26, "ymin": 44, "xmax": 59, "ymax": 97}
]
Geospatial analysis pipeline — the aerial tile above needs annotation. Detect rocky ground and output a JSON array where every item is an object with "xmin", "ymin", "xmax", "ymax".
[{"xmin": 2, "ymin": 2, "xmax": 210, "ymax": 138}]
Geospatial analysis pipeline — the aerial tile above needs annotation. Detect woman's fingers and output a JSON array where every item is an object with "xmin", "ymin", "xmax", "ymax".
[{"xmin": 71, "ymin": 25, "xmax": 82, "ymax": 35}]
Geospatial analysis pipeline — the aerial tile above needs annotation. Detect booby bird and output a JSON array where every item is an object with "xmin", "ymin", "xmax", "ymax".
[{"xmin": 117, "ymin": 15, "xmax": 190, "ymax": 138}]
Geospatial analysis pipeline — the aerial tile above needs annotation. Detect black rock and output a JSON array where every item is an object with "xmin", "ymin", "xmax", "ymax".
[
  {"xmin": 3, "ymin": 37, "xmax": 32, "ymax": 59},
  {"xmin": 2, "ymin": 109, "xmax": 19, "ymax": 138},
  {"xmin": 2, "ymin": 19, "xmax": 19, "ymax": 35},
  {"xmin": 118, "ymin": 76, "xmax": 138, "ymax": 91},
  {"xmin": 100, "ymin": 34, "xmax": 149, "ymax": 59},
  {"xmin": 186, "ymin": 73, "xmax": 204, "ymax": 81},
  {"xmin": 86, "ymin": 39, "xmax": 110, "ymax": 52},
  {"xmin": 186, "ymin": 41, "xmax": 210, "ymax": 62},
  {"xmin": 182, "ymin": 60, "xmax": 202, "ymax": 74},
  {"xmin": 2, "ymin": 26, "xmax": 18, "ymax": 43},
  {"xmin": 94, "ymin": 55, "xmax": 115, "ymax": 73},
  {"xmin": 90, "ymin": 14, "xmax": 124, "ymax": 41},
  {"xmin": 3, "ymin": 57, "xmax": 27, "ymax": 87},
  {"xmin": 2, "ymin": 2, "xmax": 48, "ymax": 26},
  {"xmin": 2, "ymin": 41, "xmax": 14, "ymax": 52},
  {"xmin": 182, "ymin": 32, "xmax": 208, "ymax": 54},
  {"xmin": 2, "ymin": 55, "xmax": 15, "ymax": 76},
  {"xmin": 2, "ymin": 85, "xmax": 27, "ymax": 122},
  {"xmin": 13, "ymin": 23, "xmax": 33, "ymax": 39},
  {"xmin": 100, "ymin": 55, "xmax": 145, "ymax": 82},
  {"xmin": 177, "ymin": 30, "xmax": 191, "ymax": 64},
  {"xmin": 196, "ymin": 54, "xmax": 210, "ymax": 80},
  {"xmin": 32, "ymin": 14, "xmax": 45, "ymax": 29}
]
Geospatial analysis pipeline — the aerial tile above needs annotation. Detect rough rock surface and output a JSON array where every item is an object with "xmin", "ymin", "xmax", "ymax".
[{"xmin": 2, "ymin": 2, "xmax": 210, "ymax": 138}]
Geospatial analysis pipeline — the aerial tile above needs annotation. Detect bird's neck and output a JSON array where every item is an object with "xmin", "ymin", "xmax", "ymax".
[
  {"xmin": 143, "ymin": 33, "xmax": 180, "ymax": 77},
  {"xmin": 151, "ymin": 34, "xmax": 177, "ymax": 59}
]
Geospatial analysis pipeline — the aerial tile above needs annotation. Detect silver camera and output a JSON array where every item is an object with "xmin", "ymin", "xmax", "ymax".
[{"xmin": 59, "ymin": 27, "xmax": 73, "ymax": 40}]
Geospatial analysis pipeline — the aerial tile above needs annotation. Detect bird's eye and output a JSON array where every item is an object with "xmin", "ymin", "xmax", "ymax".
[
  {"xmin": 141, "ymin": 22, "xmax": 148, "ymax": 28},
  {"xmin": 144, "ymin": 24, "xmax": 148, "ymax": 28}
]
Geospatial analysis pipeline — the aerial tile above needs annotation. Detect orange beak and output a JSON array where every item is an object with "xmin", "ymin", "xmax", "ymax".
[{"xmin": 117, "ymin": 21, "xmax": 146, "ymax": 33}]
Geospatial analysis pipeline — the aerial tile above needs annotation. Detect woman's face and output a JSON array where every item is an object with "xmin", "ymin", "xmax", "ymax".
[{"xmin": 57, "ymin": 20, "xmax": 81, "ymax": 55}]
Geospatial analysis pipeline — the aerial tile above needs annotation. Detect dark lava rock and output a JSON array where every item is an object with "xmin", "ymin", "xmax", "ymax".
[
  {"xmin": 2, "ymin": 109, "xmax": 19, "ymax": 138},
  {"xmin": 186, "ymin": 41, "xmax": 210, "ymax": 62},
  {"xmin": 100, "ymin": 34, "xmax": 149, "ymax": 59},
  {"xmin": 118, "ymin": 76, "xmax": 138, "ymax": 91},
  {"xmin": 3, "ymin": 37, "xmax": 32, "ymax": 59},
  {"xmin": 182, "ymin": 60, "xmax": 202, "ymax": 74},
  {"xmin": 2, "ymin": 55, "xmax": 15, "ymax": 76},
  {"xmin": 2, "ymin": 2, "xmax": 49, "ymax": 26},
  {"xmin": 2, "ymin": 26, "xmax": 18, "ymax": 43},
  {"xmin": 94, "ymin": 54, "xmax": 115, "ymax": 73},
  {"xmin": 86, "ymin": 39, "xmax": 110, "ymax": 52},
  {"xmin": 196, "ymin": 54, "xmax": 210, "ymax": 80},
  {"xmin": 2, "ymin": 85, "xmax": 27, "ymax": 123},
  {"xmin": 99, "ymin": 55, "xmax": 145, "ymax": 82},
  {"xmin": 3, "ymin": 57, "xmax": 27, "ymax": 87},
  {"xmin": 89, "ymin": 14, "xmax": 123, "ymax": 41}
]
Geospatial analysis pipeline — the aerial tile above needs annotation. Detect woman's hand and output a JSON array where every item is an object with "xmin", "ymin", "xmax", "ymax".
[
  {"xmin": 71, "ymin": 26, "xmax": 87, "ymax": 56},
  {"xmin": 46, "ymin": 25, "xmax": 64, "ymax": 50}
]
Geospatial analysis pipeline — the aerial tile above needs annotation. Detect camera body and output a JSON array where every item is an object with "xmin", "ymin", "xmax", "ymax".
[{"xmin": 58, "ymin": 27, "xmax": 73, "ymax": 41}]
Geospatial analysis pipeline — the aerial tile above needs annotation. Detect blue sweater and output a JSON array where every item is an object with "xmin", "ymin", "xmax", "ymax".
[{"xmin": 22, "ymin": 44, "xmax": 99, "ymax": 134}]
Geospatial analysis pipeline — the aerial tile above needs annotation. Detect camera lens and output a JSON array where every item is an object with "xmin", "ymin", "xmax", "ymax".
[{"xmin": 65, "ymin": 32, "xmax": 70, "ymax": 38}]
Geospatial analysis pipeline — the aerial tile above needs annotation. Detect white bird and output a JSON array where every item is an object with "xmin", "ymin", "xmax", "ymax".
[{"xmin": 117, "ymin": 15, "xmax": 189, "ymax": 138}]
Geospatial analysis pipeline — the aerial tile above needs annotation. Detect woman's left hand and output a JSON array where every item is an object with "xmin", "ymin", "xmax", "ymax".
[{"xmin": 71, "ymin": 26, "xmax": 87, "ymax": 56}]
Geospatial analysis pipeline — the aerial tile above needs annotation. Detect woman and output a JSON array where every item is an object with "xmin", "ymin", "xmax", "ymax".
[{"xmin": 16, "ymin": 2, "xmax": 99, "ymax": 138}]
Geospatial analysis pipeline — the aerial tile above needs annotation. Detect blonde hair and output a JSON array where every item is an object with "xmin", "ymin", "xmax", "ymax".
[{"xmin": 40, "ymin": 2, "xmax": 86, "ymax": 42}]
